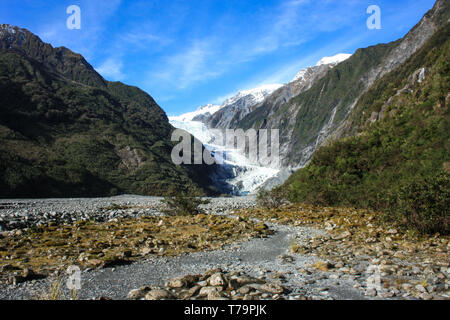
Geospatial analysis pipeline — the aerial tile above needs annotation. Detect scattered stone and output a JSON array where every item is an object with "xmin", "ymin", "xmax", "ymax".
[
  {"xmin": 199, "ymin": 286, "xmax": 220, "ymax": 297},
  {"xmin": 145, "ymin": 289, "xmax": 174, "ymax": 300},
  {"xmin": 128, "ymin": 269, "xmax": 289, "ymax": 301},
  {"xmin": 365, "ymin": 288, "xmax": 377, "ymax": 297},
  {"xmin": 419, "ymin": 292, "xmax": 433, "ymax": 300},
  {"xmin": 261, "ymin": 283, "xmax": 284, "ymax": 294},
  {"xmin": 415, "ymin": 284, "xmax": 427, "ymax": 293},
  {"xmin": 208, "ymin": 273, "xmax": 225, "ymax": 287},
  {"xmin": 127, "ymin": 287, "xmax": 150, "ymax": 300}
]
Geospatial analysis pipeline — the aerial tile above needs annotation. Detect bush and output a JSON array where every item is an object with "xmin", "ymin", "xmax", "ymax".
[
  {"xmin": 383, "ymin": 171, "xmax": 450, "ymax": 235},
  {"xmin": 282, "ymin": 27, "xmax": 450, "ymax": 235},
  {"xmin": 162, "ymin": 191, "xmax": 211, "ymax": 216},
  {"xmin": 256, "ymin": 187, "xmax": 288, "ymax": 209}
]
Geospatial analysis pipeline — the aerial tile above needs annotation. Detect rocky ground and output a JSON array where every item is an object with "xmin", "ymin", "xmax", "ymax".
[
  {"xmin": 0, "ymin": 195, "xmax": 255, "ymax": 231},
  {"xmin": 0, "ymin": 196, "xmax": 448, "ymax": 300}
]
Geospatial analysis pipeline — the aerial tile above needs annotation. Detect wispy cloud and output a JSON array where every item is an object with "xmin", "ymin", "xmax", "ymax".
[
  {"xmin": 118, "ymin": 32, "xmax": 170, "ymax": 48},
  {"xmin": 147, "ymin": 38, "xmax": 223, "ymax": 90},
  {"xmin": 95, "ymin": 58, "xmax": 125, "ymax": 81},
  {"xmin": 209, "ymin": 26, "xmax": 369, "ymax": 105},
  {"xmin": 146, "ymin": 1, "xmax": 312, "ymax": 91},
  {"xmin": 145, "ymin": 0, "xmax": 363, "ymax": 93}
]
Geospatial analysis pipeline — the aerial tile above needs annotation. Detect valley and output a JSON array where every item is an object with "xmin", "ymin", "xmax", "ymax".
[
  {"xmin": 0, "ymin": 0, "xmax": 448, "ymax": 302},
  {"xmin": 0, "ymin": 196, "xmax": 448, "ymax": 300}
]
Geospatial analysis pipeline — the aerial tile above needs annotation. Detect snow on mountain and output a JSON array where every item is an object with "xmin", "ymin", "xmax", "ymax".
[
  {"xmin": 291, "ymin": 53, "xmax": 352, "ymax": 82},
  {"xmin": 169, "ymin": 86, "xmax": 284, "ymax": 194},
  {"xmin": 169, "ymin": 84, "xmax": 282, "ymax": 125},
  {"xmin": 291, "ymin": 69, "xmax": 307, "ymax": 82},
  {"xmin": 220, "ymin": 83, "xmax": 283, "ymax": 108},
  {"xmin": 168, "ymin": 55, "xmax": 351, "ymax": 194},
  {"xmin": 205, "ymin": 83, "xmax": 283, "ymax": 131},
  {"xmin": 170, "ymin": 84, "xmax": 282, "ymax": 125},
  {"xmin": 169, "ymin": 104, "xmax": 221, "ymax": 122},
  {"xmin": 316, "ymin": 53, "xmax": 352, "ymax": 66},
  {"xmin": 169, "ymin": 116, "xmax": 281, "ymax": 195}
]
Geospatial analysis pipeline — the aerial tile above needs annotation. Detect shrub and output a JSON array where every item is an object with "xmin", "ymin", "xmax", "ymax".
[
  {"xmin": 282, "ymin": 27, "xmax": 450, "ymax": 235},
  {"xmin": 256, "ymin": 187, "xmax": 288, "ymax": 209},
  {"xmin": 383, "ymin": 171, "xmax": 450, "ymax": 235},
  {"xmin": 162, "ymin": 191, "xmax": 210, "ymax": 216}
]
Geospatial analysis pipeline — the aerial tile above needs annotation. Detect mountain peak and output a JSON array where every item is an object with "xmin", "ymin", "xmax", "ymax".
[
  {"xmin": 0, "ymin": 24, "xmax": 106, "ymax": 88},
  {"xmin": 290, "ymin": 53, "xmax": 352, "ymax": 82},
  {"xmin": 222, "ymin": 84, "xmax": 283, "ymax": 108},
  {"xmin": 0, "ymin": 24, "xmax": 27, "ymax": 46},
  {"xmin": 315, "ymin": 53, "xmax": 352, "ymax": 66},
  {"xmin": 169, "ymin": 104, "xmax": 221, "ymax": 122},
  {"xmin": 0, "ymin": 24, "xmax": 24, "ymax": 34}
]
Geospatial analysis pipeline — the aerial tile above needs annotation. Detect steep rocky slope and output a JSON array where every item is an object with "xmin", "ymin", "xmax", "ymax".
[
  {"xmin": 236, "ymin": 0, "xmax": 449, "ymax": 168},
  {"xmin": 0, "ymin": 24, "xmax": 219, "ymax": 198},
  {"xmin": 237, "ymin": 62, "xmax": 342, "ymax": 166},
  {"xmin": 283, "ymin": 21, "xmax": 449, "ymax": 234},
  {"xmin": 205, "ymin": 84, "xmax": 282, "ymax": 130}
]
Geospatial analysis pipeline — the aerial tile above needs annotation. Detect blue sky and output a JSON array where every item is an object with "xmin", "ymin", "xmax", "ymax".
[{"xmin": 0, "ymin": 0, "xmax": 436, "ymax": 115}]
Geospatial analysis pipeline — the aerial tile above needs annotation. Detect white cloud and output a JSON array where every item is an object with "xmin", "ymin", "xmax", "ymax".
[
  {"xmin": 95, "ymin": 58, "xmax": 125, "ymax": 81},
  {"xmin": 147, "ymin": 38, "xmax": 223, "ymax": 89},
  {"xmin": 146, "ymin": 0, "xmax": 316, "ymax": 91}
]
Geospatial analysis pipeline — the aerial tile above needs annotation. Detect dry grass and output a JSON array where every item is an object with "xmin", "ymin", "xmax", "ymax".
[
  {"xmin": 310, "ymin": 261, "xmax": 330, "ymax": 272},
  {"xmin": 35, "ymin": 278, "xmax": 79, "ymax": 300},
  {"xmin": 237, "ymin": 204, "xmax": 449, "ymax": 269},
  {"xmin": 0, "ymin": 214, "xmax": 272, "ymax": 284}
]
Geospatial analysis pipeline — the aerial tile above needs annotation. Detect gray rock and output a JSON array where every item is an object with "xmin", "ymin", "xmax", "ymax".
[
  {"xmin": 127, "ymin": 287, "xmax": 150, "ymax": 300},
  {"xmin": 145, "ymin": 289, "xmax": 173, "ymax": 300},
  {"xmin": 365, "ymin": 288, "xmax": 377, "ymax": 297},
  {"xmin": 208, "ymin": 273, "xmax": 225, "ymax": 287}
]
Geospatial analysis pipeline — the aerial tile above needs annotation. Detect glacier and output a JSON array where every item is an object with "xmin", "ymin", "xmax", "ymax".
[
  {"xmin": 169, "ymin": 117, "xmax": 280, "ymax": 195},
  {"xmin": 169, "ymin": 92, "xmax": 281, "ymax": 195},
  {"xmin": 167, "ymin": 55, "xmax": 351, "ymax": 195}
]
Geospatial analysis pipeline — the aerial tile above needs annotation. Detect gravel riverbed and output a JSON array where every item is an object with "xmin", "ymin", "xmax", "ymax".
[
  {"xmin": 0, "ymin": 195, "xmax": 367, "ymax": 300},
  {"xmin": 1, "ymin": 195, "xmax": 446, "ymax": 300},
  {"xmin": 0, "ymin": 195, "xmax": 256, "ymax": 231}
]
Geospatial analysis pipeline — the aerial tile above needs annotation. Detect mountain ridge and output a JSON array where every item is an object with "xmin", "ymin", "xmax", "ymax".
[
  {"xmin": 0, "ymin": 24, "xmax": 220, "ymax": 198},
  {"xmin": 234, "ymin": 0, "xmax": 449, "ymax": 168},
  {"xmin": 282, "ymin": 21, "xmax": 449, "ymax": 234}
]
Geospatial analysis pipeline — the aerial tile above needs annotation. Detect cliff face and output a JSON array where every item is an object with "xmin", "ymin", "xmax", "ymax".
[
  {"xmin": 282, "ymin": 21, "xmax": 449, "ymax": 234},
  {"xmin": 234, "ymin": 0, "xmax": 450, "ymax": 168},
  {"xmin": 0, "ymin": 24, "xmax": 219, "ymax": 198},
  {"xmin": 236, "ymin": 63, "xmax": 337, "ymax": 167},
  {"xmin": 205, "ymin": 84, "xmax": 282, "ymax": 130}
]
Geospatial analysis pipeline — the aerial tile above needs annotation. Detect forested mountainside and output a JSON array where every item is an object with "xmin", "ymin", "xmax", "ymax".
[
  {"xmin": 0, "ymin": 24, "xmax": 219, "ymax": 198},
  {"xmin": 282, "ymin": 22, "xmax": 450, "ymax": 234},
  {"xmin": 236, "ymin": 0, "xmax": 449, "ymax": 168}
]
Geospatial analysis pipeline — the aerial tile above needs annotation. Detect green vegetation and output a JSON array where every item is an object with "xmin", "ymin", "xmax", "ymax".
[
  {"xmin": 256, "ymin": 188, "xmax": 287, "ymax": 209},
  {"xmin": 0, "ymin": 32, "xmax": 218, "ymax": 198},
  {"xmin": 383, "ymin": 172, "xmax": 449, "ymax": 235},
  {"xmin": 162, "ymin": 190, "xmax": 211, "ymax": 216},
  {"xmin": 282, "ymin": 24, "xmax": 450, "ymax": 235},
  {"xmin": 238, "ymin": 39, "xmax": 400, "ymax": 164}
]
